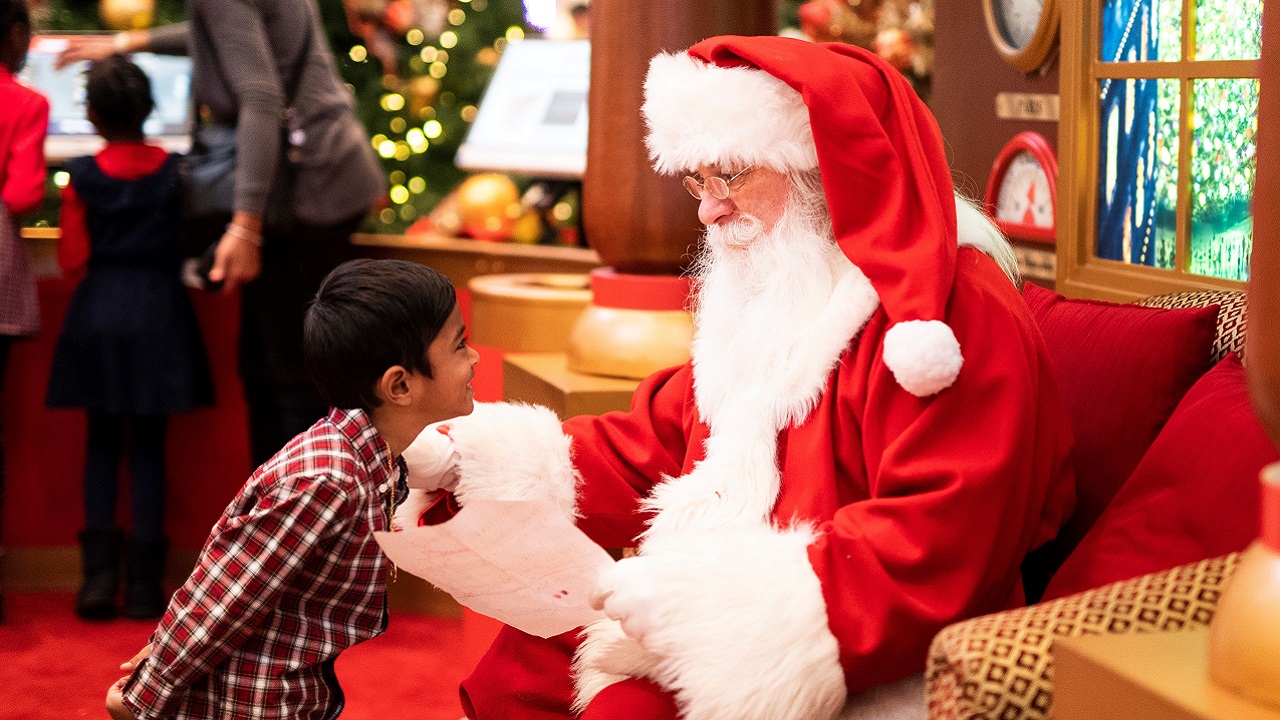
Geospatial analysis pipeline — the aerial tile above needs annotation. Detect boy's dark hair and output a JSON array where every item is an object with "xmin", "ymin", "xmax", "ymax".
[
  {"xmin": 304, "ymin": 258, "xmax": 457, "ymax": 410},
  {"xmin": 86, "ymin": 53, "xmax": 154, "ymax": 137},
  {"xmin": 0, "ymin": 0, "xmax": 28, "ymax": 39}
]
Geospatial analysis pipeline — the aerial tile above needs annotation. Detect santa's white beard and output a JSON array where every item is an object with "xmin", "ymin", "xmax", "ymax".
[{"xmin": 689, "ymin": 200, "xmax": 853, "ymax": 425}]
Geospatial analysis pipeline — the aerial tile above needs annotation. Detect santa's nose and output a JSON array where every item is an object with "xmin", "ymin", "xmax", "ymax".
[{"xmin": 698, "ymin": 194, "xmax": 735, "ymax": 226}]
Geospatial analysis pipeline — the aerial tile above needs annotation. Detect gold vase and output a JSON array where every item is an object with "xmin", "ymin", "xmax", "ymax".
[
  {"xmin": 565, "ymin": 268, "xmax": 693, "ymax": 380},
  {"xmin": 100, "ymin": 0, "xmax": 154, "ymax": 31},
  {"xmin": 1207, "ymin": 461, "xmax": 1280, "ymax": 709}
]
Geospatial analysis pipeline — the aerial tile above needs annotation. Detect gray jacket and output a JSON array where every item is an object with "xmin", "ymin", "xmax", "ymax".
[{"xmin": 150, "ymin": 0, "xmax": 385, "ymax": 226}]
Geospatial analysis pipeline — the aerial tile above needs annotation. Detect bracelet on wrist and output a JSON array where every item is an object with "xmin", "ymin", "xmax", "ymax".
[
  {"xmin": 113, "ymin": 31, "xmax": 131, "ymax": 53},
  {"xmin": 225, "ymin": 223, "xmax": 263, "ymax": 248}
]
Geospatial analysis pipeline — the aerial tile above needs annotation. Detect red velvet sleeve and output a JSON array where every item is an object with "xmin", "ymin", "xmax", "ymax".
[
  {"xmin": 57, "ymin": 184, "xmax": 91, "ymax": 278},
  {"xmin": 562, "ymin": 364, "xmax": 698, "ymax": 549},
  {"xmin": 809, "ymin": 255, "xmax": 1076, "ymax": 693},
  {"xmin": 2, "ymin": 92, "xmax": 49, "ymax": 217}
]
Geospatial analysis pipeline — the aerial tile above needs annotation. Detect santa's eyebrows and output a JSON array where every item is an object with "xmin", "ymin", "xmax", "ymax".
[{"xmin": 692, "ymin": 164, "xmax": 751, "ymax": 179}]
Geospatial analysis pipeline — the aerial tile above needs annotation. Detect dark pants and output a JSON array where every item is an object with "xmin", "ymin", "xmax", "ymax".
[
  {"xmin": 238, "ymin": 215, "xmax": 363, "ymax": 467},
  {"xmin": 83, "ymin": 411, "xmax": 167, "ymax": 541}
]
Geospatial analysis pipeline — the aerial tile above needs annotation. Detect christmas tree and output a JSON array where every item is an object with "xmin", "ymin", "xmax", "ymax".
[
  {"xmin": 327, "ymin": 0, "xmax": 529, "ymax": 233},
  {"xmin": 31, "ymin": 0, "xmax": 529, "ymax": 235}
]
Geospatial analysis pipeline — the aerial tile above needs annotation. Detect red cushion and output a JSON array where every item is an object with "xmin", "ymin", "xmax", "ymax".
[
  {"xmin": 1020, "ymin": 283, "xmax": 1219, "ymax": 587},
  {"xmin": 1044, "ymin": 354, "xmax": 1276, "ymax": 599}
]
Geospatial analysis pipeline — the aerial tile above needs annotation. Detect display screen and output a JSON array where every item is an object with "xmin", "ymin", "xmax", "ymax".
[
  {"xmin": 455, "ymin": 39, "xmax": 589, "ymax": 179},
  {"xmin": 20, "ymin": 35, "xmax": 192, "ymax": 159}
]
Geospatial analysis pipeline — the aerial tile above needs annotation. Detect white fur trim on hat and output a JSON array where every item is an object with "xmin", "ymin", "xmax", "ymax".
[
  {"xmin": 445, "ymin": 402, "xmax": 580, "ymax": 520},
  {"xmin": 642, "ymin": 52, "xmax": 818, "ymax": 175},
  {"xmin": 882, "ymin": 320, "xmax": 963, "ymax": 397}
]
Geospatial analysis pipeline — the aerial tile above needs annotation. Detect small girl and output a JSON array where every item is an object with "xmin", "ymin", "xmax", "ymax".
[{"xmin": 46, "ymin": 54, "xmax": 214, "ymax": 620}]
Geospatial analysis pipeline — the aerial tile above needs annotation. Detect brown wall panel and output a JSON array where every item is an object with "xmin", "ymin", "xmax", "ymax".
[{"xmin": 931, "ymin": 0, "xmax": 1061, "ymax": 204}]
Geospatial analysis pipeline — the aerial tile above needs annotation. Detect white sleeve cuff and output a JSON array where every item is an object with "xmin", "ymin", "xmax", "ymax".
[{"xmin": 446, "ymin": 402, "xmax": 580, "ymax": 520}]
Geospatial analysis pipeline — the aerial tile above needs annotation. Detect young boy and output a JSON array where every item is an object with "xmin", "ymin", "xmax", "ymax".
[{"xmin": 107, "ymin": 258, "xmax": 480, "ymax": 720}]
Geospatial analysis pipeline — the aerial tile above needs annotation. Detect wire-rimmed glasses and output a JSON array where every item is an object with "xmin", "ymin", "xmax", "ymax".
[{"xmin": 682, "ymin": 167, "xmax": 757, "ymax": 201}]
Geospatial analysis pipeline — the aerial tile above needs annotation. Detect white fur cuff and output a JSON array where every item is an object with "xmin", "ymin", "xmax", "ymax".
[
  {"xmin": 445, "ymin": 402, "xmax": 580, "ymax": 520},
  {"xmin": 580, "ymin": 525, "xmax": 847, "ymax": 720},
  {"xmin": 881, "ymin": 320, "xmax": 963, "ymax": 397}
]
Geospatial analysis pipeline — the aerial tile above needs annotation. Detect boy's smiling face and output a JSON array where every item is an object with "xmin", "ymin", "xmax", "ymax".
[{"xmin": 416, "ymin": 302, "xmax": 479, "ymax": 424}]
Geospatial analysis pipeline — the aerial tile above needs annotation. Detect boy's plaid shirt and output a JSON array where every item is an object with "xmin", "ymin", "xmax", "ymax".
[{"xmin": 122, "ymin": 408, "xmax": 408, "ymax": 720}]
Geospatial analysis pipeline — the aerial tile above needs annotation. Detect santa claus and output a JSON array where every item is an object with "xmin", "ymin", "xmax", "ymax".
[{"xmin": 402, "ymin": 35, "xmax": 1076, "ymax": 720}]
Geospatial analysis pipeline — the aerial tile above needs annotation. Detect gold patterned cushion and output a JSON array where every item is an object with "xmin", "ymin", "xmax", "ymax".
[
  {"xmin": 925, "ymin": 553, "xmax": 1240, "ymax": 720},
  {"xmin": 1138, "ymin": 290, "xmax": 1247, "ymax": 364}
]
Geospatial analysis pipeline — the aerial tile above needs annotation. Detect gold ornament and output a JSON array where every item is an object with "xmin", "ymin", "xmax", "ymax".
[
  {"xmin": 456, "ymin": 173, "xmax": 520, "ymax": 241},
  {"xmin": 100, "ymin": 0, "xmax": 154, "ymax": 30},
  {"xmin": 406, "ymin": 75, "xmax": 441, "ymax": 118},
  {"xmin": 509, "ymin": 210, "xmax": 544, "ymax": 245},
  {"xmin": 873, "ymin": 28, "xmax": 915, "ymax": 71}
]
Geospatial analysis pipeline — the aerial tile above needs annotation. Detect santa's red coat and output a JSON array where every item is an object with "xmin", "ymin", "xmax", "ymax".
[{"xmin": 453, "ymin": 249, "xmax": 1075, "ymax": 719}]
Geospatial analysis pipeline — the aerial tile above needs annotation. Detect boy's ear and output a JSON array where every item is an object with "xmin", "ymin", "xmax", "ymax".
[{"xmin": 374, "ymin": 365, "xmax": 415, "ymax": 407}]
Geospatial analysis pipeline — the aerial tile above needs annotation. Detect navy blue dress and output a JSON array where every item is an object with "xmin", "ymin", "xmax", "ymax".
[{"xmin": 46, "ymin": 154, "xmax": 214, "ymax": 414}]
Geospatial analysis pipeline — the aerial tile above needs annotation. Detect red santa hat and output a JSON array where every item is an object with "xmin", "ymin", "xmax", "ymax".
[{"xmin": 642, "ymin": 35, "xmax": 962, "ymax": 397}]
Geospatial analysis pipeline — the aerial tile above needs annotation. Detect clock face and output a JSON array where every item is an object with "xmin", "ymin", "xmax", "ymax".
[
  {"xmin": 993, "ymin": 0, "xmax": 1046, "ymax": 50},
  {"xmin": 995, "ymin": 151, "xmax": 1054, "ymax": 228}
]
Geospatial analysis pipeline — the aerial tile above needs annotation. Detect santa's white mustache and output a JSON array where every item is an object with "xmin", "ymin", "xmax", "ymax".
[{"xmin": 706, "ymin": 213, "xmax": 765, "ymax": 250}]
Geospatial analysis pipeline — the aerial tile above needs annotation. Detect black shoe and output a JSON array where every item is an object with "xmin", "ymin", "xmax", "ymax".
[
  {"xmin": 76, "ymin": 528, "xmax": 122, "ymax": 620},
  {"xmin": 123, "ymin": 537, "xmax": 168, "ymax": 620}
]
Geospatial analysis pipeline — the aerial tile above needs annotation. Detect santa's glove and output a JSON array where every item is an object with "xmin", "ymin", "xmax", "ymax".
[
  {"xmin": 588, "ymin": 527, "xmax": 848, "ymax": 720},
  {"xmin": 590, "ymin": 556, "xmax": 666, "ymax": 650},
  {"xmin": 402, "ymin": 422, "xmax": 460, "ymax": 493}
]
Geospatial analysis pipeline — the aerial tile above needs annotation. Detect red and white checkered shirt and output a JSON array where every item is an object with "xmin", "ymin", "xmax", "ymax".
[{"xmin": 122, "ymin": 408, "xmax": 406, "ymax": 720}]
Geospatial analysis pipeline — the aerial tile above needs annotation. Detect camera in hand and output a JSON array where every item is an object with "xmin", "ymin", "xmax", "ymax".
[{"xmin": 181, "ymin": 241, "xmax": 224, "ymax": 292}]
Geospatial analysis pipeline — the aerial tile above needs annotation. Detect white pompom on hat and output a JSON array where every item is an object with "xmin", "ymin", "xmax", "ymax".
[{"xmin": 642, "ymin": 36, "xmax": 964, "ymax": 397}]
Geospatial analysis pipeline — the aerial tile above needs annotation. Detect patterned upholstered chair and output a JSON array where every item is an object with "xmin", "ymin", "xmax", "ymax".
[{"xmin": 925, "ymin": 289, "xmax": 1254, "ymax": 720}]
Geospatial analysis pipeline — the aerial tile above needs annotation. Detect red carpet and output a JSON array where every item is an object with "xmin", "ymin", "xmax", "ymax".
[{"xmin": 0, "ymin": 592, "xmax": 471, "ymax": 719}]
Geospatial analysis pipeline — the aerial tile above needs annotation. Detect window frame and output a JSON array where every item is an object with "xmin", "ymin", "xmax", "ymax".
[{"xmin": 1057, "ymin": 0, "xmax": 1258, "ymax": 301}]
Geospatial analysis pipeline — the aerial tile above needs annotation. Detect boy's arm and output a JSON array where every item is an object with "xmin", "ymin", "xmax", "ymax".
[
  {"xmin": 120, "ymin": 474, "xmax": 356, "ymax": 719},
  {"xmin": 1, "ymin": 94, "xmax": 49, "ymax": 217}
]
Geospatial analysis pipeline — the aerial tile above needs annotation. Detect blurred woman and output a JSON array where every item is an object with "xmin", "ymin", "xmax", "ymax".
[{"xmin": 61, "ymin": 0, "xmax": 386, "ymax": 466}]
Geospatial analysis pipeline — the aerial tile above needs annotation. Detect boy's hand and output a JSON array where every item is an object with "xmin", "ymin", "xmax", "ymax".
[
  {"xmin": 403, "ymin": 423, "xmax": 460, "ymax": 492},
  {"xmin": 106, "ymin": 676, "xmax": 140, "ymax": 720},
  {"xmin": 120, "ymin": 643, "xmax": 153, "ymax": 673},
  {"xmin": 104, "ymin": 643, "xmax": 150, "ymax": 720}
]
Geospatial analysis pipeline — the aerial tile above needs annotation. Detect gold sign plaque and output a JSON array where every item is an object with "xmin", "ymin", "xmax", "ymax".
[{"xmin": 995, "ymin": 92, "xmax": 1060, "ymax": 122}]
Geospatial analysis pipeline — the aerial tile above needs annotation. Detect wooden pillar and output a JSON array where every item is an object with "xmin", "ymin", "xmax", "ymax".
[
  {"xmin": 583, "ymin": 0, "xmax": 777, "ymax": 275},
  {"xmin": 1248, "ymin": 1, "xmax": 1280, "ymax": 450}
]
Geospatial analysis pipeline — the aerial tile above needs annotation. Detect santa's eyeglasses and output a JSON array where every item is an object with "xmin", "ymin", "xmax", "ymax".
[{"xmin": 682, "ymin": 167, "xmax": 757, "ymax": 201}]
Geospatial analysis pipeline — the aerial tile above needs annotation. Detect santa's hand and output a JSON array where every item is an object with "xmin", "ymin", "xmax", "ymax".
[
  {"xmin": 402, "ymin": 423, "xmax": 460, "ymax": 492},
  {"xmin": 590, "ymin": 556, "xmax": 663, "ymax": 648}
]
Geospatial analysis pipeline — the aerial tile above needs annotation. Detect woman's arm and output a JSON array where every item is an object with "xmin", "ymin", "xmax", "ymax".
[
  {"xmin": 197, "ymin": 0, "xmax": 286, "ymax": 221},
  {"xmin": 198, "ymin": 0, "xmax": 308, "ymax": 290},
  {"xmin": 55, "ymin": 23, "xmax": 189, "ymax": 68}
]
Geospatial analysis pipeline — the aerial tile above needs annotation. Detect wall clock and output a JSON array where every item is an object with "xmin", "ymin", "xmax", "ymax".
[
  {"xmin": 982, "ymin": 0, "xmax": 1060, "ymax": 73},
  {"xmin": 984, "ymin": 131, "xmax": 1058, "ymax": 245}
]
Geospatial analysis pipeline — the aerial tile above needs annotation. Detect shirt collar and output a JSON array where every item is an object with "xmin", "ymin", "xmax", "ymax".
[{"xmin": 326, "ymin": 407, "xmax": 397, "ymax": 483}]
